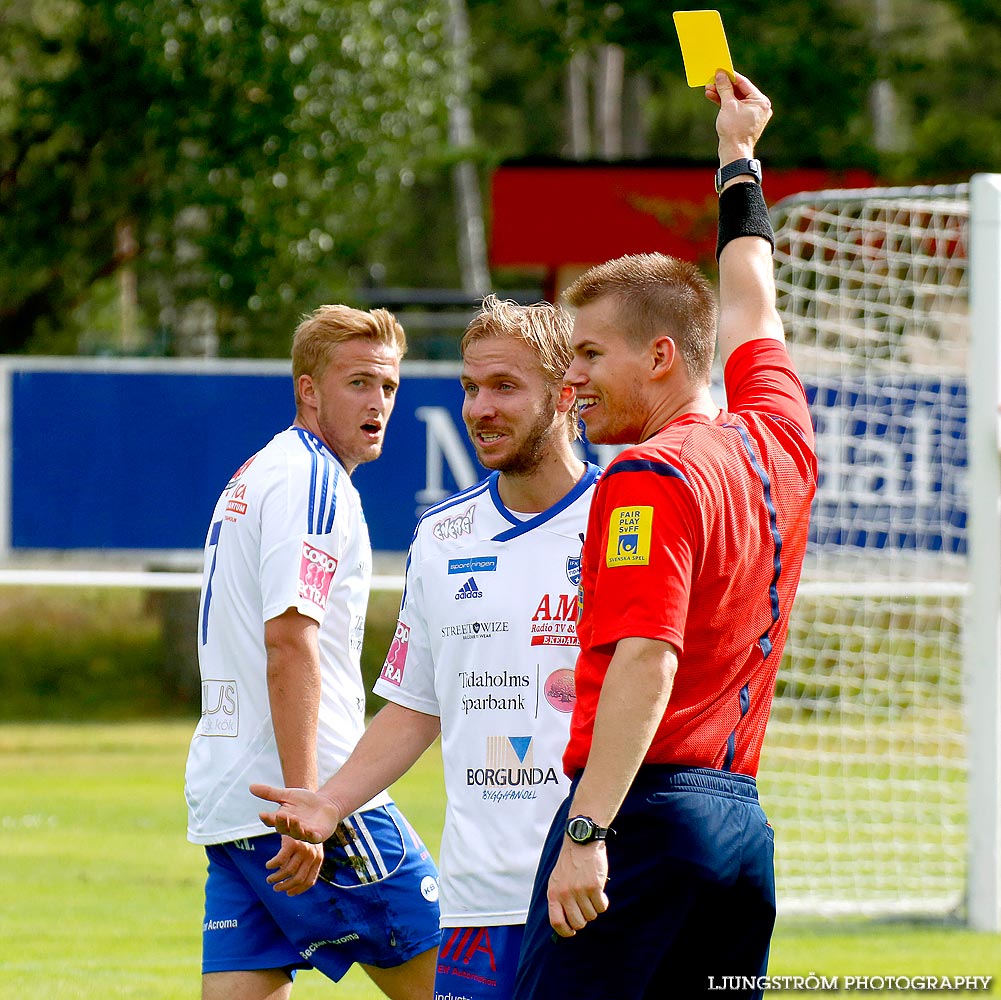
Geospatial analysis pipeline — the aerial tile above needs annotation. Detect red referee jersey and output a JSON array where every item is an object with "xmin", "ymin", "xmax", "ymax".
[{"xmin": 564, "ymin": 338, "xmax": 818, "ymax": 779}]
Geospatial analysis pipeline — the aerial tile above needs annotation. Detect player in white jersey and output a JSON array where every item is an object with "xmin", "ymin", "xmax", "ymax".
[
  {"xmin": 184, "ymin": 304, "xmax": 440, "ymax": 1000},
  {"xmin": 253, "ymin": 294, "xmax": 600, "ymax": 999}
]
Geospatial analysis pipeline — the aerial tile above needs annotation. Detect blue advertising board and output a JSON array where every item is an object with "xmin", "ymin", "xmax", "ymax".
[
  {"xmin": 3, "ymin": 360, "xmax": 612, "ymax": 554},
  {"xmin": 807, "ymin": 376, "xmax": 967, "ymax": 555},
  {"xmin": 1, "ymin": 360, "xmax": 968, "ymax": 556}
]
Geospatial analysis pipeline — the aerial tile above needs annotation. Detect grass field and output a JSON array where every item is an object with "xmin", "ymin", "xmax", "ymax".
[{"xmin": 1, "ymin": 721, "xmax": 997, "ymax": 998}]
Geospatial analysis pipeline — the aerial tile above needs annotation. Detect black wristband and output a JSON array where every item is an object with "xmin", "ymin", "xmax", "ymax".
[{"xmin": 716, "ymin": 180, "xmax": 775, "ymax": 261}]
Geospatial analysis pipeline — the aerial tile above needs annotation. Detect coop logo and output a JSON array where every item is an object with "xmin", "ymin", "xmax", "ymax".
[
  {"xmin": 544, "ymin": 668, "xmax": 577, "ymax": 713},
  {"xmin": 606, "ymin": 506, "xmax": 653, "ymax": 567},
  {"xmin": 566, "ymin": 556, "xmax": 581, "ymax": 587},
  {"xmin": 199, "ymin": 679, "xmax": 239, "ymax": 737},
  {"xmin": 530, "ymin": 593, "xmax": 579, "ymax": 646},
  {"xmin": 467, "ymin": 736, "xmax": 561, "ymax": 795},
  {"xmin": 380, "ymin": 620, "xmax": 411, "ymax": 687},
  {"xmin": 433, "ymin": 503, "xmax": 476, "ymax": 541},
  {"xmin": 454, "ymin": 577, "xmax": 484, "ymax": 600},
  {"xmin": 298, "ymin": 542, "xmax": 338, "ymax": 609}
]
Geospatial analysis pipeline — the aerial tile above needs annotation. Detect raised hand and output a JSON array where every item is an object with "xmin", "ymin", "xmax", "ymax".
[
  {"xmin": 250, "ymin": 782, "xmax": 341, "ymax": 844},
  {"xmin": 705, "ymin": 71, "xmax": 773, "ymax": 163}
]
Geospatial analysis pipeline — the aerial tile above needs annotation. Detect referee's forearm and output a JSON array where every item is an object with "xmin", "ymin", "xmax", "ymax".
[{"xmin": 568, "ymin": 636, "xmax": 677, "ymax": 827}]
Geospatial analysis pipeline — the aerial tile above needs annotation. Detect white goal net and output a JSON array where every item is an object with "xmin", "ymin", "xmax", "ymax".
[{"xmin": 762, "ymin": 185, "xmax": 974, "ymax": 917}]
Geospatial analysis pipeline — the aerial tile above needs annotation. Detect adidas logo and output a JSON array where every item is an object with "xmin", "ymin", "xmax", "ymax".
[{"xmin": 454, "ymin": 576, "xmax": 484, "ymax": 600}]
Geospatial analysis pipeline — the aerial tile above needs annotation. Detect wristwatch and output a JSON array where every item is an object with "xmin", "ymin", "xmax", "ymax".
[
  {"xmin": 715, "ymin": 157, "xmax": 762, "ymax": 194},
  {"xmin": 566, "ymin": 815, "xmax": 615, "ymax": 844}
]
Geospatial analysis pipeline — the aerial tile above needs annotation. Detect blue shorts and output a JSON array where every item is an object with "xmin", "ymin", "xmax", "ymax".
[
  {"xmin": 201, "ymin": 802, "xmax": 441, "ymax": 980},
  {"xmin": 514, "ymin": 767, "xmax": 776, "ymax": 1000},
  {"xmin": 435, "ymin": 924, "xmax": 525, "ymax": 1000}
]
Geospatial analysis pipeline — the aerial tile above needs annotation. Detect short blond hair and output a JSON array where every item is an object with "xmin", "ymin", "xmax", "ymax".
[
  {"xmin": 461, "ymin": 294, "xmax": 580, "ymax": 439},
  {"xmin": 564, "ymin": 253, "xmax": 717, "ymax": 384},
  {"xmin": 292, "ymin": 304, "xmax": 407, "ymax": 407}
]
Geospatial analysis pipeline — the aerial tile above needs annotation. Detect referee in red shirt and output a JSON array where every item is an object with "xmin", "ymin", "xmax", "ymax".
[{"xmin": 514, "ymin": 73, "xmax": 817, "ymax": 1000}]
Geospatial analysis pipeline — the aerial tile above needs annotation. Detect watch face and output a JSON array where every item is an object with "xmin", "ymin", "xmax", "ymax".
[{"xmin": 567, "ymin": 817, "xmax": 593, "ymax": 843}]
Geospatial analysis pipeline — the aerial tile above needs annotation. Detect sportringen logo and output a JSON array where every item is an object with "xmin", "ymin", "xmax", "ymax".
[
  {"xmin": 447, "ymin": 556, "xmax": 497, "ymax": 574},
  {"xmin": 454, "ymin": 577, "xmax": 483, "ymax": 600}
]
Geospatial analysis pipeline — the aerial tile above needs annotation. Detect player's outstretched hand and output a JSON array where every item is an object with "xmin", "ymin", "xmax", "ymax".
[
  {"xmin": 705, "ymin": 70, "xmax": 773, "ymax": 163},
  {"xmin": 250, "ymin": 782, "xmax": 341, "ymax": 844}
]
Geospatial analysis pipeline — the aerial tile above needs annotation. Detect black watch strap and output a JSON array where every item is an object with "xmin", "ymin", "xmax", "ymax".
[
  {"xmin": 715, "ymin": 157, "xmax": 762, "ymax": 195},
  {"xmin": 566, "ymin": 815, "xmax": 615, "ymax": 844}
]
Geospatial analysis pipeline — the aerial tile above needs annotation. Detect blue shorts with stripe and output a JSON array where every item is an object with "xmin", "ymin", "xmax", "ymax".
[
  {"xmin": 514, "ymin": 766, "xmax": 776, "ymax": 1000},
  {"xmin": 201, "ymin": 802, "xmax": 441, "ymax": 980}
]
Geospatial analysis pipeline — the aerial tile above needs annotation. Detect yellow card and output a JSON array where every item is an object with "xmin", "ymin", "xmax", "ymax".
[{"xmin": 673, "ymin": 10, "xmax": 735, "ymax": 88}]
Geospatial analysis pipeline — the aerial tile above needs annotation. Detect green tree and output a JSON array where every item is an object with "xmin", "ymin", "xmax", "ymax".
[
  {"xmin": 464, "ymin": 0, "xmax": 877, "ymax": 168},
  {"xmin": 0, "ymin": 0, "xmax": 452, "ymax": 356},
  {"xmin": 893, "ymin": 0, "xmax": 1001, "ymax": 179}
]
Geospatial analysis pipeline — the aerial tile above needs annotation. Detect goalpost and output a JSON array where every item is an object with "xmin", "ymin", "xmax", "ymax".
[{"xmin": 763, "ymin": 176, "xmax": 1001, "ymax": 929}]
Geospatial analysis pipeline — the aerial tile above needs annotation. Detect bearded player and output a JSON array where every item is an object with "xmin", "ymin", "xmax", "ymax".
[{"xmin": 252, "ymin": 294, "xmax": 600, "ymax": 1000}]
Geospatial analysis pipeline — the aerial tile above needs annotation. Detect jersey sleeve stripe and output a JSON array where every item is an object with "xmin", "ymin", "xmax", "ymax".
[
  {"xmin": 602, "ymin": 458, "xmax": 689, "ymax": 484},
  {"xmin": 726, "ymin": 422, "xmax": 783, "ymax": 657},
  {"xmin": 323, "ymin": 463, "xmax": 339, "ymax": 534},
  {"xmin": 293, "ymin": 428, "xmax": 341, "ymax": 535}
]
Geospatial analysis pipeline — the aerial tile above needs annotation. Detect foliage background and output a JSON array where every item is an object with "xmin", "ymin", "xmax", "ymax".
[{"xmin": 2, "ymin": 0, "xmax": 1001, "ymax": 359}]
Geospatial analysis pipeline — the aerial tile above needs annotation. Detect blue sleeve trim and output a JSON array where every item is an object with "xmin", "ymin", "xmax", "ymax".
[
  {"xmin": 602, "ymin": 458, "xmax": 689, "ymax": 484},
  {"xmin": 724, "ymin": 423, "xmax": 783, "ymax": 657}
]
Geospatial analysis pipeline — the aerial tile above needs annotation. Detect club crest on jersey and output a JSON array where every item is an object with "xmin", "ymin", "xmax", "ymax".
[
  {"xmin": 298, "ymin": 542, "xmax": 337, "ymax": 609},
  {"xmin": 380, "ymin": 620, "xmax": 410, "ymax": 687},
  {"xmin": 566, "ymin": 556, "xmax": 581, "ymax": 587},
  {"xmin": 433, "ymin": 503, "xmax": 476, "ymax": 541},
  {"xmin": 606, "ymin": 506, "xmax": 653, "ymax": 567}
]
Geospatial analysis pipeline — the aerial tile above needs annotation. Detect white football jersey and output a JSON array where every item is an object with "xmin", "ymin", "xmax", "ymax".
[
  {"xmin": 374, "ymin": 464, "xmax": 601, "ymax": 926},
  {"xmin": 185, "ymin": 426, "xmax": 389, "ymax": 845}
]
